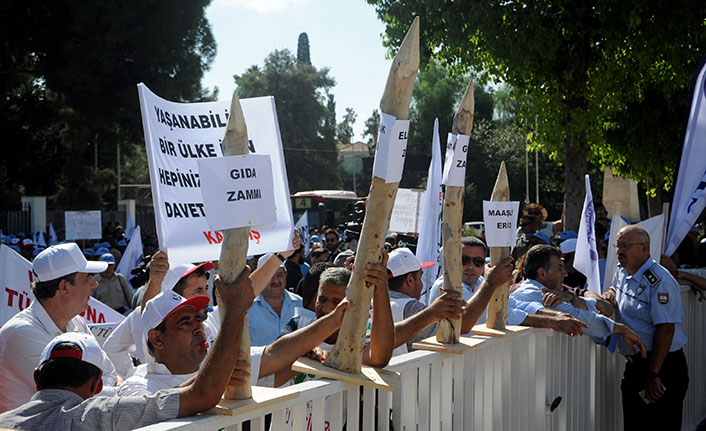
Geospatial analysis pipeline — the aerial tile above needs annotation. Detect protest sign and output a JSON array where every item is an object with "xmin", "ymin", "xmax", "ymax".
[
  {"xmin": 483, "ymin": 201, "xmax": 520, "ymax": 247},
  {"xmin": 65, "ymin": 211, "xmax": 102, "ymax": 240},
  {"xmin": 198, "ymin": 154, "xmax": 276, "ymax": 231},
  {"xmin": 390, "ymin": 188, "xmax": 425, "ymax": 233},
  {"xmin": 137, "ymin": 84, "xmax": 294, "ymax": 265},
  {"xmin": 372, "ymin": 112, "xmax": 410, "ymax": 183},
  {"xmin": 442, "ymin": 133, "xmax": 469, "ymax": 187},
  {"xmin": 0, "ymin": 245, "xmax": 124, "ymax": 327}
]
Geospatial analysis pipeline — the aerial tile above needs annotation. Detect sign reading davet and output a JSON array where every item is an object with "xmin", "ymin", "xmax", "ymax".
[
  {"xmin": 138, "ymin": 84, "xmax": 293, "ymax": 265},
  {"xmin": 198, "ymin": 154, "xmax": 276, "ymax": 231},
  {"xmin": 482, "ymin": 200, "xmax": 520, "ymax": 247}
]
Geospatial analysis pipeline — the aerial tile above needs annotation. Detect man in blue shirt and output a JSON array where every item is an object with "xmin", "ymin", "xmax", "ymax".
[
  {"xmin": 602, "ymin": 225, "xmax": 688, "ymax": 430},
  {"xmin": 427, "ymin": 237, "xmax": 486, "ymax": 306},
  {"xmin": 510, "ymin": 245, "xmax": 646, "ymax": 352},
  {"xmin": 248, "ymin": 254, "xmax": 303, "ymax": 346}
]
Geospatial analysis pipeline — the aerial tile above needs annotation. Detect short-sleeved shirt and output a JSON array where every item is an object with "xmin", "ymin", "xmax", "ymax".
[
  {"xmin": 0, "ymin": 300, "xmax": 118, "ymax": 412},
  {"xmin": 510, "ymin": 279, "xmax": 616, "ymax": 341},
  {"xmin": 427, "ymin": 275, "xmax": 485, "ymax": 320},
  {"xmin": 610, "ymin": 258, "xmax": 687, "ymax": 355},
  {"xmin": 0, "ymin": 388, "xmax": 180, "ymax": 430},
  {"xmin": 248, "ymin": 290, "xmax": 303, "ymax": 346}
]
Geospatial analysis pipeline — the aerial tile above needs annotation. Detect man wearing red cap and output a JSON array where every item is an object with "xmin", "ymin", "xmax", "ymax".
[{"xmin": 0, "ymin": 243, "xmax": 119, "ymax": 413}]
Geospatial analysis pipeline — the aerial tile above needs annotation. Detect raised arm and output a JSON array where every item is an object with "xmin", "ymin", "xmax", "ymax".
[
  {"xmin": 362, "ymin": 253, "xmax": 394, "ymax": 368},
  {"xmin": 140, "ymin": 251, "xmax": 169, "ymax": 311},
  {"xmin": 394, "ymin": 291, "xmax": 463, "ymax": 348},
  {"xmin": 461, "ymin": 257, "xmax": 514, "ymax": 333}
]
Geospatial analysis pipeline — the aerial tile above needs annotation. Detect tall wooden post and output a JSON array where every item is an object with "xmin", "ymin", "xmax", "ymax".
[
  {"xmin": 436, "ymin": 80, "xmax": 474, "ymax": 344},
  {"xmin": 217, "ymin": 91, "xmax": 253, "ymax": 399},
  {"xmin": 486, "ymin": 162, "xmax": 511, "ymax": 329},
  {"xmin": 324, "ymin": 17, "xmax": 420, "ymax": 374}
]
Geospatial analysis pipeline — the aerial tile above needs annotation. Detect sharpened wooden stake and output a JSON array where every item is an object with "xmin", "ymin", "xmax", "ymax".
[
  {"xmin": 324, "ymin": 17, "xmax": 420, "ymax": 374},
  {"xmin": 218, "ymin": 91, "xmax": 253, "ymax": 399},
  {"xmin": 437, "ymin": 79, "xmax": 474, "ymax": 344},
  {"xmin": 486, "ymin": 162, "xmax": 511, "ymax": 329}
]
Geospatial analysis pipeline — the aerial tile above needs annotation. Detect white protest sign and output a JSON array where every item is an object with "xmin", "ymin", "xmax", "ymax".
[
  {"xmin": 138, "ymin": 84, "xmax": 294, "ymax": 265},
  {"xmin": 0, "ymin": 245, "xmax": 124, "ymax": 328},
  {"xmin": 372, "ymin": 112, "xmax": 409, "ymax": 183},
  {"xmin": 483, "ymin": 201, "xmax": 521, "ymax": 247},
  {"xmin": 88, "ymin": 322, "xmax": 121, "ymax": 347},
  {"xmin": 198, "ymin": 155, "xmax": 276, "ymax": 231},
  {"xmin": 442, "ymin": 133, "xmax": 469, "ymax": 187},
  {"xmin": 65, "ymin": 211, "xmax": 102, "ymax": 240},
  {"xmin": 390, "ymin": 188, "xmax": 425, "ymax": 233}
]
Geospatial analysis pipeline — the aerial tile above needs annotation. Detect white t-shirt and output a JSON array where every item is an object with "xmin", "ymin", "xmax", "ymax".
[{"xmin": 0, "ymin": 300, "xmax": 118, "ymax": 412}]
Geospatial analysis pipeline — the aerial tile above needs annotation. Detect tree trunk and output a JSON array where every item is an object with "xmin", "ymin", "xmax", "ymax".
[{"xmin": 324, "ymin": 17, "xmax": 419, "ymax": 374}]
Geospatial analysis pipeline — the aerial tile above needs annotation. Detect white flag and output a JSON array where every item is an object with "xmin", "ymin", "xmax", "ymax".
[
  {"xmin": 636, "ymin": 214, "xmax": 665, "ymax": 263},
  {"xmin": 665, "ymin": 58, "xmax": 706, "ymax": 256},
  {"xmin": 294, "ymin": 211, "xmax": 310, "ymax": 257},
  {"xmin": 574, "ymin": 175, "xmax": 602, "ymax": 294},
  {"xmin": 416, "ymin": 119, "xmax": 443, "ymax": 304},
  {"xmin": 37, "ymin": 231, "xmax": 46, "ymax": 247},
  {"xmin": 48, "ymin": 223, "xmax": 58, "ymax": 244},
  {"xmin": 603, "ymin": 212, "xmax": 629, "ymax": 292},
  {"xmin": 125, "ymin": 215, "xmax": 135, "ymax": 239},
  {"xmin": 115, "ymin": 226, "xmax": 143, "ymax": 282}
]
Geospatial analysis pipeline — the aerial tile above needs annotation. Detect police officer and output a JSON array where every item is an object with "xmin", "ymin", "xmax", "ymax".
[{"xmin": 603, "ymin": 225, "xmax": 688, "ymax": 430}]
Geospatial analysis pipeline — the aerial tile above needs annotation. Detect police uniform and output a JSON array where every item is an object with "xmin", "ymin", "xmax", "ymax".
[{"xmin": 610, "ymin": 258, "xmax": 688, "ymax": 430}]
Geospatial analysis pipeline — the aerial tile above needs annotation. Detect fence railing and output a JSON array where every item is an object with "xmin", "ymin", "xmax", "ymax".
[{"xmin": 137, "ymin": 286, "xmax": 706, "ymax": 431}]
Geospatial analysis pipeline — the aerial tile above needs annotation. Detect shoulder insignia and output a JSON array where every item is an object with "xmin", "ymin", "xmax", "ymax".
[
  {"xmin": 643, "ymin": 268, "xmax": 660, "ymax": 287},
  {"xmin": 658, "ymin": 292, "xmax": 669, "ymax": 304},
  {"xmin": 635, "ymin": 285, "xmax": 646, "ymax": 296}
]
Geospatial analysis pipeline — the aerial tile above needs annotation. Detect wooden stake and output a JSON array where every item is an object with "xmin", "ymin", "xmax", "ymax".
[
  {"xmin": 217, "ymin": 91, "xmax": 253, "ymax": 399},
  {"xmin": 324, "ymin": 17, "xmax": 419, "ymax": 374},
  {"xmin": 436, "ymin": 79, "xmax": 475, "ymax": 344},
  {"xmin": 485, "ymin": 162, "xmax": 511, "ymax": 330}
]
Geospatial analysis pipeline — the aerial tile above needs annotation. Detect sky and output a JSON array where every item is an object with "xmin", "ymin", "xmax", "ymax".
[{"xmin": 201, "ymin": 0, "xmax": 392, "ymax": 140}]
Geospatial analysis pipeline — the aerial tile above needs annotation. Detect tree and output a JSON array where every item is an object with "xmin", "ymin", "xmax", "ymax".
[
  {"xmin": 362, "ymin": 109, "xmax": 381, "ymax": 154},
  {"xmin": 337, "ymin": 108, "xmax": 357, "ymax": 147},
  {"xmin": 235, "ymin": 49, "xmax": 342, "ymax": 192},
  {"xmin": 366, "ymin": 0, "xmax": 706, "ymax": 230},
  {"xmin": 0, "ymin": 1, "xmax": 216, "ymax": 208},
  {"xmin": 297, "ymin": 32, "xmax": 311, "ymax": 65}
]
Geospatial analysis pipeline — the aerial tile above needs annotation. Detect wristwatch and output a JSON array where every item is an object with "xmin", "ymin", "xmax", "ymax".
[{"xmin": 274, "ymin": 253, "xmax": 286, "ymax": 263}]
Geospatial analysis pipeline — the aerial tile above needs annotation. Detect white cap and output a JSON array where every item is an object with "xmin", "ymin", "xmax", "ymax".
[
  {"xmin": 33, "ymin": 243, "xmax": 108, "ymax": 282},
  {"xmin": 257, "ymin": 253, "xmax": 285, "ymax": 270},
  {"xmin": 161, "ymin": 261, "xmax": 214, "ymax": 292},
  {"xmin": 560, "ymin": 238, "xmax": 578, "ymax": 255},
  {"xmin": 387, "ymin": 247, "xmax": 435, "ymax": 278},
  {"xmin": 142, "ymin": 291, "xmax": 210, "ymax": 342},
  {"xmin": 39, "ymin": 332, "xmax": 104, "ymax": 370}
]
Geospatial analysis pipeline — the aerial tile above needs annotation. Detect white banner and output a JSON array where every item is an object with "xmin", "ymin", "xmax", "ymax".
[
  {"xmin": 138, "ymin": 84, "xmax": 294, "ymax": 265},
  {"xmin": 390, "ymin": 188, "xmax": 425, "ymax": 233},
  {"xmin": 442, "ymin": 133, "xmax": 469, "ymax": 187},
  {"xmin": 115, "ymin": 226, "xmax": 143, "ymax": 281},
  {"xmin": 483, "ymin": 201, "xmax": 520, "ymax": 247},
  {"xmin": 199, "ymin": 155, "xmax": 276, "ymax": 231},
  {"xmin": 417, "ymin": 119, "xmax": 444, "ymax": 303},
  {"xmin": 665, "ymin": 57, "xmax": 706, "ymax": 256},
  {"xmin": 294, "ymin": 211, "xmax": 310, "ymax": 257},
  {"xmin": 574, "ymin": 175, "xmax": 602, "ymax": 294},
  {"xmin": 0, "ymin": 245, "xmax": 124, "ymax": 328},
  {"xmin": 372, "ymin": 112, "xmax": 409, "ymax": 183},
  {"xmin": 65, "ymin": 211, "xmax": 102, "ymax": 240}
]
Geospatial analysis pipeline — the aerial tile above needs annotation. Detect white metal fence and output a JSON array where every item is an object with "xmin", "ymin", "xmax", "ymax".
[{"xmin": 138, "ymin": 286, "xmax": 706, "ymax": 431}]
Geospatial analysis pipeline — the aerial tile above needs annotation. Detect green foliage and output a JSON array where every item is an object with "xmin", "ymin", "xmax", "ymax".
[
  {"xmin": 362, "ymin": 109, "xmax": 380, "ymax": 153},
  {"xmin": 366, "ymin": 0, "xmax": 706, "ymax": 228},
  {"xmin": 0, "ymin": 1, "xmax": 216, "ymax": 208},
  {"xmin": 235, "ymin": 49, "xmax": 342, "ymax": 192},
  {"xmin": 297, "ymin": 32, "xmax": 311, "ymax": 65}
]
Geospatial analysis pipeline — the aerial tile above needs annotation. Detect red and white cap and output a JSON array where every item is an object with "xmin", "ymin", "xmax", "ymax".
[
  {"xmin": 387, "ymin": 247, "xmax": 435, "ymax": 278},
  {"xmin": 39, "ymin": 332, "xmax": 104, "ymax": 370},
  {"xmin": 33, "ymin": 243, "xmax": 108, "ymax": 282},
  {"xmin": 142, "ymin": 291, "xmax": 210, "ymax": 341},
  {"xmin": 162, "ymin": 261, "xmax": 214, "ymax": 292}
]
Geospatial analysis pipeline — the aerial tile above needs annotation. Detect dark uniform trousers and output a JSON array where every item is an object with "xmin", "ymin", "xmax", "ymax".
[{"xmin": 621, "ymin": 348, "xmax": 688, "ymax": 431}]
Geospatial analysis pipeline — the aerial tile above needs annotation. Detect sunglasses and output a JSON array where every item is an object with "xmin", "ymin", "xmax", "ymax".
[
  {"xmin": 462, "ymin": 255, "xmax": 485, "ymax": 267},
  {"xmin": 526, "ymin": 210, "xmax": 541, "ymax": 216}
]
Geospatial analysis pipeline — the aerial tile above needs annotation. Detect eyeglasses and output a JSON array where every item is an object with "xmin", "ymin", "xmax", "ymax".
[
  {"xmin": 462, "ymin": 255, "xmax": 485, "ymax": 267},
  {"xmin": 614, "ymin": 242, "xmax": 646, "ymax": 249}
]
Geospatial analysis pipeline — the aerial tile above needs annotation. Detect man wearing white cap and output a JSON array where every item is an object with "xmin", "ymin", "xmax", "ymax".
[
  {"xmin": 387, "ymin": 247, "xmax": 515, "ymax": 355},
  {"xmin": 0, "ymin": 243, "xmax": 119, "ymax": 413},
  {"xmin": 0, "ymin": 268, "xmax": 256, "ymax": 430}
]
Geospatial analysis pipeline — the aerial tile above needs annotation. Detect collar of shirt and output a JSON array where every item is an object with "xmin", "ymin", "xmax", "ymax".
[
  {"xmin": 518, "ymin": 278, "xmax": 546, "ymax": 292},
  {"xmin": 29, "ymin": 300, "xmax": 72, "ymax": 337},
  {"xmin": 254, "ymin": 290, "xmax": 298, "ymax": 306},
  {"xmin": 30, "ymin": 388, "xmax": 84, "ymax": 404}
]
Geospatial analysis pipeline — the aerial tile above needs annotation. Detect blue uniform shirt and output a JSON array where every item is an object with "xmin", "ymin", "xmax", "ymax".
[
  {"xmin": 248, "ymin": 290, "xmax": 303, "ymax": 346},
  {"xmin": 428, "ymin": 275, "xmax": 486, "ymax": 322},
  {"xmin": 510, "ymin": 279, "xmax": 617, "ymax": 341},
  {"xmin": 610, "ymin": 258, "xmax": 687, "ymax": 355}
]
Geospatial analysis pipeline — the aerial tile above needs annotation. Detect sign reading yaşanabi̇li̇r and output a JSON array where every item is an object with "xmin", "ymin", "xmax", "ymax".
[
  {"xmin": 137, "ymin": 84, "xmax": 294, "ymax": 266},
  {"xmin": 198, "ymin": 154, "xmax": 276, "ymax": 231}
]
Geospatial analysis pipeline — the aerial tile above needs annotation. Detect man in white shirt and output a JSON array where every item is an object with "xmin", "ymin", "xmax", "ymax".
[{"xmin": 0, "ymin": 243, "xmax": 119, "ymax": 413}]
